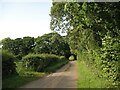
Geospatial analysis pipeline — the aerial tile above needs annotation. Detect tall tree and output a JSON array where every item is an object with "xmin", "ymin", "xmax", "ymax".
[
  {"xmin": 34, "ymin": 32, "xmax": 70, "ymax": 57},
  {"xmin": 50, "ymin": 2, "xmax": 120, "ymax": 88},
  {"xmin": 1, "ymin": 37, "xmax": 35, "ymax": 60},
  {"xmin": 2, "ymin": 38, "xmax": 14, "ymax": 53},
  {"xmin": 22, "ymin": 36, "xmax": 35, "ymax": 55}
]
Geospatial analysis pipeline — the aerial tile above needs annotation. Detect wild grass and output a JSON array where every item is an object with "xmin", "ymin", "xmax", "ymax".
[
  {"xmin": 77, "ymin": 60, "xmax": 109, "ymax": 88},
  {"xmin": 2, "ymin": 73, "xmax": 45, "ymax": 88},
  {"xmin": 2, "ymin": 60, "xmax": 68, "ymax": 88},
  {"xmin": 2, "ymin": 61, "xmax": 46, "ymax": 88}
]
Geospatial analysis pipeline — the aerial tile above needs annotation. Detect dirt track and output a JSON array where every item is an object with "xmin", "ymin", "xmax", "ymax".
[{"xmin": 20, "ymin": 61, "xmax": 78, "ymax": 88}]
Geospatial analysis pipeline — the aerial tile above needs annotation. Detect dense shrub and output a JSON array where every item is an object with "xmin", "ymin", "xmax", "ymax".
[
  {"xmin": 100, "ymin": 35, "xmax": 120, "ymax": 88},
  {"xmin": 77, "ymin": 34, "xmax": 120, "ymax": 88},
  {"xmin": 2, "ymin": 50, "xmax": 17, "ymax": 78},
  {"xmin": 22, "ymin": 54, "xmax": 68, "ymax": 72}
]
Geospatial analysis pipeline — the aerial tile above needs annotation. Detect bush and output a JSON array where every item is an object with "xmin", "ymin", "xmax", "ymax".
[
  {"xmin": 2, "ymin": 50, "xmax": 17, "ymax": 78},
  {"xmin": 22, "ymin": 54, "xmax": 68, "ymax": 72}
]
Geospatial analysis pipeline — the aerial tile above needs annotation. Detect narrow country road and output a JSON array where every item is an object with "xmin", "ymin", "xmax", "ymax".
[{"xmin": 19, "ymin": 61, "xmax": 78, "ymax": 88}]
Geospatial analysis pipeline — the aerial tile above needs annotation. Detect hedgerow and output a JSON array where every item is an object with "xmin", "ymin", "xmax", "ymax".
[
  {"xmin": 22, "ymin": 54, "xmax": 68, "ymax": 72},
  {"xmin": 100, "ymin": 34, "xmax": 120, "ymax": 88},
  {"xmin": 50, "ymin": 2, "xmax": 120, "ymax": 88},
  {"xmin": 2, "ymin": 50, "xmax": 17, "ymax": 78}
]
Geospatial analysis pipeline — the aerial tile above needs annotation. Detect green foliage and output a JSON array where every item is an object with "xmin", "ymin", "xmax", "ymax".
[
  {"xmin": 3, "ymin": 58, "xmax": 68, "ymax": 88},
  {"xmin": 100, "ymin": 33, "xmax": 120, "ymax": 88},
  {"xmin": 22, "ymin": 54, "xmax": 68, "ymax": 72},
  {"xmin": 50, "ymin": 2, "xmax": 120, "ymax": 88},
  {"xmin": 1, "ymin": 38, "xmax": 14, "ymax": 53},
  {"xmin": 1, "ymin": 37, "xmax": 35, "ymax": 60},
  {"xmin": 22, "ymin": 37, "xmax": 35, "ymax": 55},
  {"xmin": 2, "ymin": 72, "xmax": 46, "ymax": 88},
  {"xmin": 1, "ymin": 50, "xmax": 17, "ymax": 78},
  {"xmin": 1, "ymin": 33, "xmax": 70, "ymax": 60},
  {"xmin": 77, "ymin": 60, "xmax": 109, "ymax": 88},
  {"xmin": 34, "ymin": 32, "xmax": 70, "ymax": 57},
  {"xmin": 44, "ymin": 60, "xmax": 68, "ymax": 72}
]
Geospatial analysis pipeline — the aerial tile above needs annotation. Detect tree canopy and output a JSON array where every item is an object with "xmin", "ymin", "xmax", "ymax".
[
  {"xmin": 50, "ymin": 2, "xmax": 120, "ymax": 88},
  {"xmin": 1, "ymin": 37, "xmax": 35, "ymax": 59},
  {"xmin": 34, "ymin": 32, "xmax": 70, "ymax": 58},
  {"xmin": 1, "ymin": 33, "xmax": 70, "ymax": 59}
]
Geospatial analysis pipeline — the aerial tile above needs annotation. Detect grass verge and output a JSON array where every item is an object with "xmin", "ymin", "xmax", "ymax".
[
  {"xmin": 2, "ymin": 72, "xmax": 46, "ymax": 88},
  {"xmin": 2, "ymin": 61, "xmax": 46, "ymax": 88},
  {"xmin": 77, "ymin": 60, "xmax": 109, "ymax": 88},
  {"xmin": 2, "ymin": 60, "xmax": 68, "ymax": 88}
]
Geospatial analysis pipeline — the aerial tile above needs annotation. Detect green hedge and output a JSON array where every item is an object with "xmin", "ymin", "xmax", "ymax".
[
  {"xmin": 22, "ymin": 54, "xmax": 68, "ymax": 72},
  {"xmin": 2, "ymin": 50, "xmax": 17, "ymax": 78}
]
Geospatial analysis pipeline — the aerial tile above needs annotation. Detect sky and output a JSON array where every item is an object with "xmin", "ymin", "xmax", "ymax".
[{"xmin": 0, "ymin": 0, "xmax": 53, "ymax": 40}]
